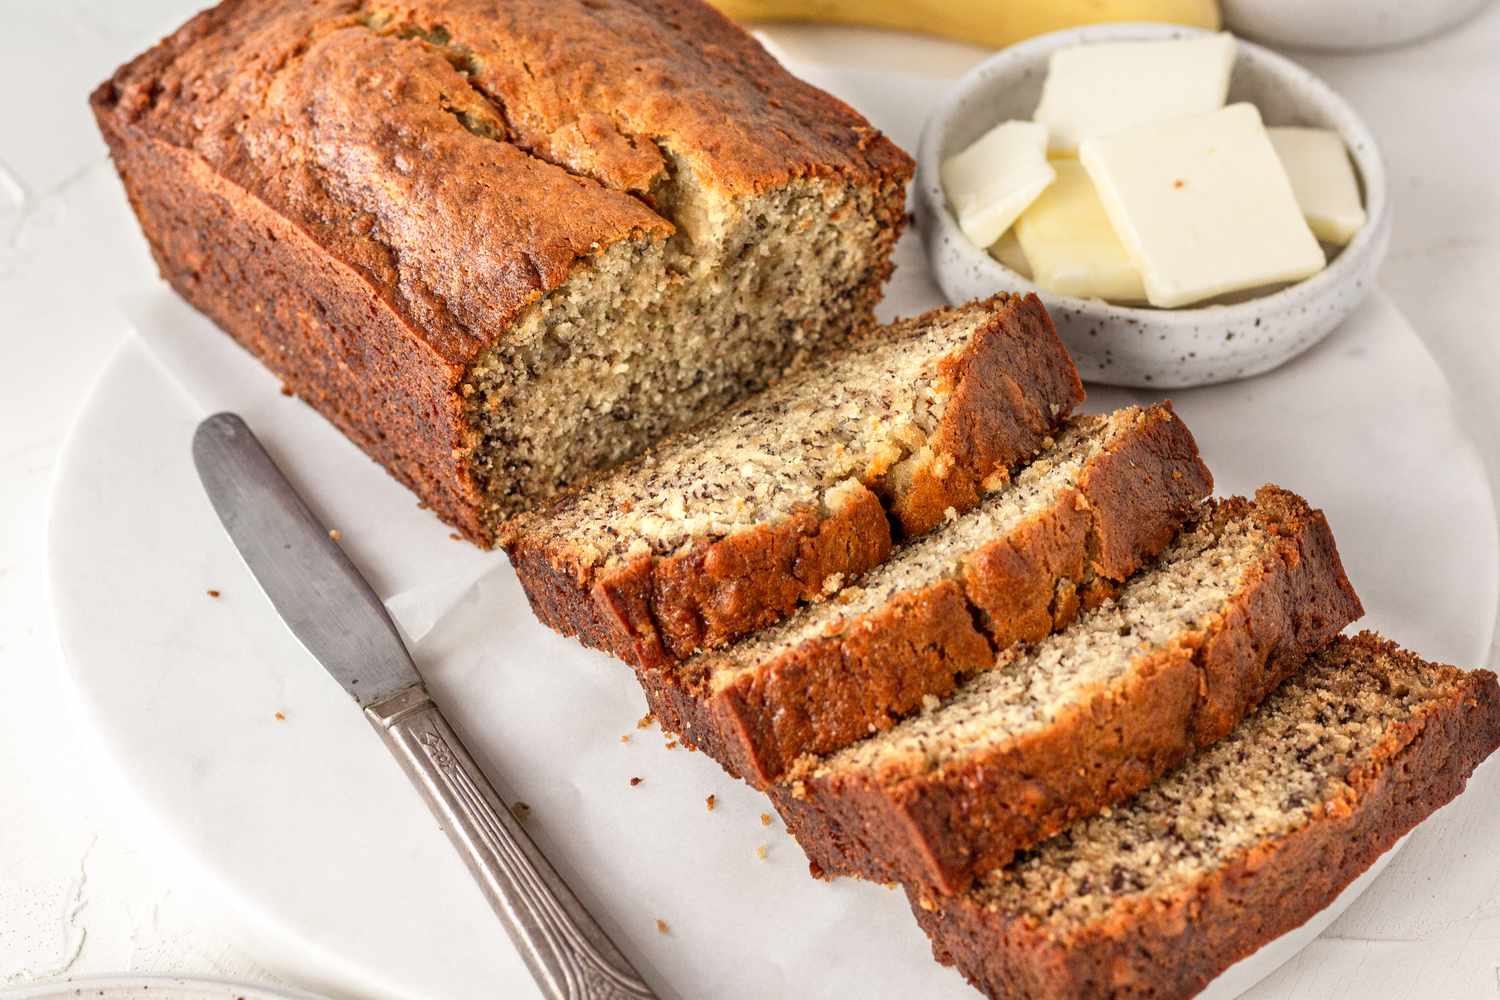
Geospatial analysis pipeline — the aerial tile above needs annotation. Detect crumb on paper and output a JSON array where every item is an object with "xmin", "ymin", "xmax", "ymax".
[
  {"xmin": 636, "ymin": 713, "xmax": 654, "ymax": 730},
  {"xmin": 705, "ymin": 794, "xmax": 716, "ymax": 812},
  {"xmin": 328, "ymin": 528, "xmax": 342, "ymax": 542},
  {"xmin": 755, "ymin": 845, "xmax": 768, "ymax": 861},
  {"xmin": 280, "ymin": 384, "xmax": 293, "ymax": 397},
  {"xmin": 1173, "ymin": 178, "xmax": 1185, "ymax": 190},
  {"xmin": 274, "ymin": 711, "xmax": 285, "ymax": 721},
  {"xmin": 655, "ymin": 918, "xmax": 669, "ymax": 935},
  {"xmin": 206, "ymin": 589, "xmax": 221, "ymax": 598},
  {"xmin": 664, "ymin": 739, "xmax": 679, "ymax": 751},
  {"xmin": 629, "ymin": 776, "xmax": 643, "ymax": 787},
  {"xmin": 620, "ymin": 734, "xmax": 631, "ymax": 744},
  {"xmin": 511, "ymin": 801, "xmax": 531, "ymax": 822},
  {"xmin": 760, "ymin": 813, "xmax": 772, "ymax": 827},
  {"xmin": 449, "ymin": 532, "xmax": 462, "ymax": 541}
]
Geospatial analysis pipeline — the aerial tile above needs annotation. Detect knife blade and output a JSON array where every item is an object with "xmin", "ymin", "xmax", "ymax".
[
  {"xmin": 191, "ymin": 412, "xmax": 417, "ymax": 708},
  {"xmin": 193, "ymin": 412, "xmax": 657, "ymax": 1000}
]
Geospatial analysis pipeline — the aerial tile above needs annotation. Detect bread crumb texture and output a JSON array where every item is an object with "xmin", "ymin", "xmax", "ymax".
[
  {"xmin": 516, "ymin": 303, "xmax": 1004, "ymax": 568},
  {"xmin": 818, "ymin": 490, "xmax": 1266, "ymax": 778}
]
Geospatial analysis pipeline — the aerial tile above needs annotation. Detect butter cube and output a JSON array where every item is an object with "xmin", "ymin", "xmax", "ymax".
[
  {"xmin": 988, "ymin": 230, "xmax": 1033, "ymax": 279},
  {"xmin": 1268, "ymin": 127, "xmax": 1367, "ymax": 245},
  {"xmin": 1080, "ymin": 103, "xmax": 1325, "ymax": 308},
  {"xmin": 941, "ymin": 120, "xmax": 1055, "ymax": 250},
  {"xmin": 1035, "ymin": 34, "xmax": 1236, "ymax": 155},
  {"xmin": 1015, "ymin": 159, "xmax": 1145, "ymax": 302}
]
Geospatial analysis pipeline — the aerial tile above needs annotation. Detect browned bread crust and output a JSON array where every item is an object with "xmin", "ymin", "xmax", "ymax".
[
  {"xmin": 503, "ymin": 295, "xmax": 1084, "ymax": 669},
  {"xmin": 508, "ymin": 484, "xmax": 895, "ymax": 667},
  {"xmin": 772, "ymin": 486, "xmax": 1364, "ymax": 897},
  {"xmin": 90, "ymin": 0, "xmax": 912, "ymax": 543},
  {"xmin": 911, "ymin": 634, "xmax": 1500, "ymax": 1000},
  {"xmin": 641, "ymin": 403, "xmax": 1212, "ymax": 787}
]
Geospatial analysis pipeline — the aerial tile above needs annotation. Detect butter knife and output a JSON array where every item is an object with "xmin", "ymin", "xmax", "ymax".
[{"xmin": 192, "ymin": 412, "xmax": 657, "ymax": 1000}]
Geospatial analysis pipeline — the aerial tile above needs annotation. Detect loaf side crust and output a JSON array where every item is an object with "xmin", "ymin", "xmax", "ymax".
[
  {"xmin": 507, "ymin": 482, "xmax": 895, "ymax": 666},
  {"xmin": 912, "ymin": 639, "xmax": 1500, "ymax": 1000},
  {"xmin": 888, "ymin": 296, "xmax": 1086, "ymax": 537},
  {"xmin": 642, "ymin": 578, "xmax": 993, "ymax": 785},
  {"xmin": 90, "ymin": 103, "xmax": 494, "ymax": 540},
  {"xmin": 505, "ymin": 294, "xmax": 1085, "ymax": 669},
  {"xmin": 773, "ymin": 486, "xmax": 1364, "ymax": 896},
  {"xmin": 640, "ymin": 403, "xmax": 1212, "ymax": 787}
]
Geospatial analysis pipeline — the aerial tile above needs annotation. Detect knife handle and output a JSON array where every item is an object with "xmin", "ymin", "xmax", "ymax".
[{"xmin": 367, "ymin": 686, "xmax": 658, "ymax": 1000}]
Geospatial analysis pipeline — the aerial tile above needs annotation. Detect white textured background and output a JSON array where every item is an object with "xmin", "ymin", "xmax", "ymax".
[{"xmin": 2, "ymin": 2, "xmax": 1498, "ymax": 996}]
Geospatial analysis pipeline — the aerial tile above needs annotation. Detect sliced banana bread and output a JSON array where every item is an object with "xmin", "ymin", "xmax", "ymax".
[
  {"xmin": 92, "ymin": 0, "xmax": 915, "ymax": 544},
  {"xmin": 913, "ymin": 633, "xmax": 1500, "ymax": 1000},
  {"xmin": 643, "ymin": 403, "xmax": 1211, "ymax": 787},
  {"xmin": 772, "ymin": 486, "xmax": 1363, "ymax": 896},
  {"xmin": 502, "ymin": 294, "xmax": 1083, "ymax": 669}
]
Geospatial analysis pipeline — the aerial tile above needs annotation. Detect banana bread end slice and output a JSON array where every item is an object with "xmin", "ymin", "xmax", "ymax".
[{"xmin": 913, "ymin": 633, "xmax": 1500, "ymax": 1000}]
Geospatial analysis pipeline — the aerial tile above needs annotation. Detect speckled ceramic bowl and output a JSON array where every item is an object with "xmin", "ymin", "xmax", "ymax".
[
  {"xmin": 915, "ymin": 24, "xmax": 1391, "ymax": 388},
  {"xmin": 1223, "ymin": 0, "xmax": 1492, "ymax": 52}
]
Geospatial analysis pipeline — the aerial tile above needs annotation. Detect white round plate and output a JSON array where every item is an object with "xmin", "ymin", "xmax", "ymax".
[
  {"xmin": 1, "ymin": 975, "xmax": 327, "ymax": 1000},
  {"xmin": 49, "ymin": 65, "xmax": 1498, "ymax": 1000}
]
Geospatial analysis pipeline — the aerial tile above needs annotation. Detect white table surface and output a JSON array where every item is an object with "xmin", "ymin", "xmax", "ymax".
[{"xmin": 2, "ymin": 4, "xmax": 1497, "ymax": 997}]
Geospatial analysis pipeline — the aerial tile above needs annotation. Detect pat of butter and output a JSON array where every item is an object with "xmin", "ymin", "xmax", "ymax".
[
  {"xmin": 1015, "ymin": 159, "xmax": 1145, "ymax": 302},
  {"xmin": 1034, "ymin": 33, "xmax": 1236, "ymax": 154},
  {"xmin": 941, "ymin": 120, "xmax": 1055, "ymax": 250},
  {"xmin": 1080, "ymin": 103, "xmax": 1325, "ymax": 308},
  {"xmin": 1267, "ymin": 127, "xmax": 1367, "ymax": 245},
  {"xmin": 989, "ymin": 230, "xmax": 1033, "ymax": 279}
]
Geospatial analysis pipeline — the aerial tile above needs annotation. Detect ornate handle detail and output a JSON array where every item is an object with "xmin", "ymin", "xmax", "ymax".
[{"xmin": 368, "ymin": 686, "xmax": 657, "ymax": 1000}]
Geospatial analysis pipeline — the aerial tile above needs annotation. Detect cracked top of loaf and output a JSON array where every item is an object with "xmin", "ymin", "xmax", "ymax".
[{"xmin": 91, "ymin": 0, "xmax": 913, "ymax": 365}]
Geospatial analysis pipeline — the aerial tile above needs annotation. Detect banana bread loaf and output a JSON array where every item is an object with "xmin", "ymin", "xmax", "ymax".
[
  {"xmin": 913, "ymin": 633, "xmax": 1500, "ymax": 1000},
  {"xmin": 502, "ymin": 294, "xmax": 1083, "ymax": 669},
  {"xmin": 772, "ymin": 485, "xmax": 1363, "ymax": 896},
  {"xmin": 90, "ymin": 0, "xmax": 913, "ymax": 544},
  {"xmin": 642, "ymin": 403, "xmax": 1211, "ymax": 786}
]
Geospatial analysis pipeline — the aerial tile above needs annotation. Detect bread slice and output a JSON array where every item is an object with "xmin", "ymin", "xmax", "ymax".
[
  {"xmin": 772, "ymin": 486, "xmax": 1363, "ymax": 896},
  {"xmin": 912, "ymin": 633, "xmax": 1500, "ymax": 1000},
  {"xmin": 502, "ymin": 294, "xmax": 1083, "ymax": 669},
  {"xmin": 642, "ymin": 403, "xmax": 1212, "ymax": 787}
]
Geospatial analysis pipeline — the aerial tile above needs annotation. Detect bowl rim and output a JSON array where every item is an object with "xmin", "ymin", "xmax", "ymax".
[{"xmin": 915, "ymin": 22, "xmax": 1390, "ymax": 324}]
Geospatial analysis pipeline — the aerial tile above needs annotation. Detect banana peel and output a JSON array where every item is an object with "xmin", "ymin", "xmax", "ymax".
[{"xmin": 710, "ymin": 0, "xmax": 1220, "ymax": 49}]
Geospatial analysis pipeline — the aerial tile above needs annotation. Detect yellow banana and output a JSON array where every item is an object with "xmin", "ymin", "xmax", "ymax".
[{"xmin": 711, "ymin": 0, "xmax": 1220, "ymax": 49}]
